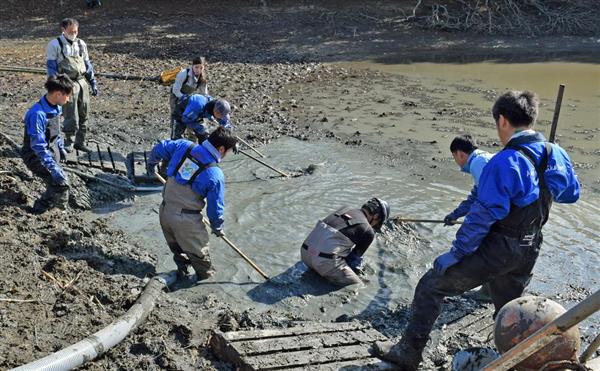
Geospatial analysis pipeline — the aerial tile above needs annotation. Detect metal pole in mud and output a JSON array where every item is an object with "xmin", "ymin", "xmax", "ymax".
[
  {"xmin": 0, "ymin": 65, "xmax": 159, "ymax": 81},
  {"xmin": 239, "ymin": 149, "xmax": 290, "ymax": 178},
  {"xmin": 481, "ymin": 289, "xmax": 600, "ymax": 371},
  {"xmin": 549, "ymin": 84, "xmax": 565, "ymax": 143},
  {"xmin": 155, "ymin": 173, "xmax": 270, "ymax": 280},
  {"xmin": 393, "ymin": 217, "xmax": 463, "ymax": 225}
]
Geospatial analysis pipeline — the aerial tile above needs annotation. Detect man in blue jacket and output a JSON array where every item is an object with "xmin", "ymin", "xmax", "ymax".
[
  {"xmin": 377, "ymin": 91, "xmax": 580, "ymax": 370},
  {"xmin": 146, "ymin": 127, "xmax": 238, "ymax": 281},
  {"xmin": 22, "ymin": 74, "xmax": 74, "ymax": 214},
  {"xmin": 444, "ymin": 134, "xmax": 494, "ymax": 225},
  {"xmin": 171, "ymin": 94, "xmax": 232, "ymax": 141},
  {"xmin": 445, "ymin": 134, "xmax": 494, "ymax": 303}
]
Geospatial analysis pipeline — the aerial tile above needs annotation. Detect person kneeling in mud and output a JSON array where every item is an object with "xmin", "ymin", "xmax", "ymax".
[
  {"xmin": 301, "ymin": 198, "xmax": 390, "ymax": 286},
  {"xmin": 22, "ymin": 74, "xmax": 74, "ymax": 214},
  {"xmin": 146, "ymin": 127, "xmax": 239, "ymax": 281}
]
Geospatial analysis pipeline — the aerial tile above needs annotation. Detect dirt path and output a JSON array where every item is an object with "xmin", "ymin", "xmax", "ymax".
[{"xmin": 1, "ymin": 1, "xmax": 598, "ymax": 369}]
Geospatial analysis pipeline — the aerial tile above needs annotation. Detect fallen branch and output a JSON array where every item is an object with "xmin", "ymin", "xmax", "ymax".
[
  {"xmin": 42, "ymin": 270, "xmax": 65, "ymax": 289},
  {"xmin": 62, "ymin": 270, "xmax": 83, "ymax": 292},
  {"xmin": 0, "ymin": 298, "xmax": 39, "ymax": 303}
]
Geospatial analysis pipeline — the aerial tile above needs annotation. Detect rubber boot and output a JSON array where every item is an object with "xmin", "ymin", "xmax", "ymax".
[
  {"xmin": 31, "ymin": 198, "xmax": 53, "ymax": 215},
  {"xmin": 176, "ymin": 264, "xmax": 193, "ymax": 281},
  {"xmin": 64, "ymin": 136, "xmax": 75, "ymax": 153},
  {"xmin": 374, "ymin": 339, "xmax": 424, "ymax": 371},
  {"xmin": 74, "ymin": 127, "xmax": 91, "ymax": 152},
  {"xmin": 31, "ymin": 184, "xmax": 69, "ymax": 214},
  {"xmin": 462, "ymin": 284, "xmax": 493, "ymax": 303},
  {"xmin": 195, "ymin": 268, "xmax": 216, "ymax": 282}
]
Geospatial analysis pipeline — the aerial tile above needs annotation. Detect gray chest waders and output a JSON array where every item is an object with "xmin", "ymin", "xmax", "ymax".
[
  {"xmin": 46, "ymin": 114, "xmax": 61, "ymax": 160},
  {"xmin": 56, "ymin": 37, "xmax": 86, "ymax": 81},
  {"xmin": 301, "ymin": 208, "xmax": 363, "ymax": 274},
  {"xmin": 180, "ymin": 68, "xmax": 203, "ymax": 95},
  {"xmin": 162, "ymin": 143, "xmax": 217, "ymax": 212}
]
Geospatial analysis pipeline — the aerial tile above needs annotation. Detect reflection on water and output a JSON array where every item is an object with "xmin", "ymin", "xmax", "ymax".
[{"xmin": 103, "ymin": 138, "xmax": 600, "ymax": 321}]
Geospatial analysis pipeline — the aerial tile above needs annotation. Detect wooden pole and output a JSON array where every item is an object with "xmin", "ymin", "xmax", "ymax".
[
  {"xmin": 200, "ymin": 219, "xmax": 270, "ymax": 280},
  {"xmin": 208, "ymin": 119, "xmax": 266, "ymax": 158},
  {"xmin": 239, "ymin": 149, "xmax": 289, "ymax": 178},
  {"xmin": 236, "ymin": 135, "xmax": 266, "ymax": 158},
  {"xmin": 155, "ymin": 173, "xmax": 269, "ymax": 280},
  {"xmin": 481, "ymin": 289, "xmax": 600, "ymax": 371},
  {"xmin": 549, "ymin": 84, "xmax": 565, "ymax": 143}
]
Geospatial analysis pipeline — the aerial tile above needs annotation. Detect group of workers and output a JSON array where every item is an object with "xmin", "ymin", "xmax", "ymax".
[{"xmin": 20, "ymin": 17, "xmax": 581, "ymax": 370}]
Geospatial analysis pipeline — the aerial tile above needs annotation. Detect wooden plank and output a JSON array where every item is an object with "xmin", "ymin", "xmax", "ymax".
[
  {"xmin": 285, "ymin": 357, "xmax": 396, "ymax": 370},
  {"xmin": 244, "ymin": 344, "xmax": 375, "ymax": 369},
  {"xmin": 219, "ymin": 321, "xmax": 370, "ymax": 342},
  {"xmin": 233, "ymin": 328, "xmax": 386, "ymax": 356},
  {"xmin": 63, "ymin": 149, "xmax": 128, "ymax": 174},
  {"xmin": 210, "ymin": 332, "xmax": 247, "ymax": 370}
]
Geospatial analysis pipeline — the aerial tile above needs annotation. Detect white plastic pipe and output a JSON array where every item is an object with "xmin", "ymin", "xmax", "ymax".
[{"xmin": 12, "ymin": 272, "xmax": 177, "ymax": 371}]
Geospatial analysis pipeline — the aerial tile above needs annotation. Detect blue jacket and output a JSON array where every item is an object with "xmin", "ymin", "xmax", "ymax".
[
  {"xmin": 450, "ymin": 131, "xmax": 580, "ymax": 260},
  {"xmin": 181, "ymin": 95, "xmax": 230, "ymax": 135},
  {"xmin": 451, "ymin": 149, "xmax": 494, "ymax": 219},
  {"xmin": 149, "ymin": 139, "xmax": 226, "ymax": 231},
  {"xmin": 24, "ymin": 96, "xmax": 66, "ymax": 183}
]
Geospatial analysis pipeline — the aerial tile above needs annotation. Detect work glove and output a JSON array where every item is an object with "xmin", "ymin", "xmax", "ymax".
[
  {"xmin": 146, "ymin": 162, "xmax": 157, "ymax": 177},
  {"xmin": 59, "ymin": 148, "xmax": 68, "ymax": 163},
  {"xmin": 433, "ymin": 251, "xmax": 460, "ymax": 274},
  {"xmin": 345, "ymin": 251, "xmax": 364, "ymax": 273},
  {"xmin": 211, "ymin": 228, "xmax": 225, "ymax": 238},
  {"xmin": 90, "ymin": 79, "xmax": 99, "ymax": 96},
  {"xmin": 444, "ymin": 212, "xmax": 457, "ymax": 226},
  {"xmin": 51, "ymin": 167, "xmax": 68, "ymax": 187}
]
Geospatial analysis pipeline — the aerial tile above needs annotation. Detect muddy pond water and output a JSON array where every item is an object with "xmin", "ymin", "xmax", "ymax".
[
  {"xmin": 92, "ymin": 60, "xmax": 598, "ymax": 331},
  {"xmin": 95, "ymin": 136, "xmax": 599, "ymax": 324}
]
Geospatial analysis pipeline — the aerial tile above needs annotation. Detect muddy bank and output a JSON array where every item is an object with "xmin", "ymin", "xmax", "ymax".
[{"xmin": 1, "ymin": 0, "xmax": 599, "ymax": 369}]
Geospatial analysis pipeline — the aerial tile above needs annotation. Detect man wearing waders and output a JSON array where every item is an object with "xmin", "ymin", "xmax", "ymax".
[
  {"xmin": 22, "ymin": 74, "xmax": 74, "ymax": 214},
  {"xmin": 170, "ymin": 57, "xmax": 208, "ymax": 138},
  {"xmin": 171, "ymin": 94, "xmax": 231, "ymax": 142},
  {"xmin": 377, "ymin": 91, "xmax": 580, "ymax": 370},
  {"xmin": 46, "ymin": 18, "xmax": 98, "ymax": 153},
  {"xmin": 146, "ymin": 127, "xmax": 238, "ymax": 281},
  {"xmin": 301, "ymin": 198, "xmax": 390, "ymax": 286}
]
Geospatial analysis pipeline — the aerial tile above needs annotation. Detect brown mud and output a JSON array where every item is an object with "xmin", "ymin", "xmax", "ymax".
[{"xmin": 1, "ymin": 1, "xmax": 599, "ymax": 370}]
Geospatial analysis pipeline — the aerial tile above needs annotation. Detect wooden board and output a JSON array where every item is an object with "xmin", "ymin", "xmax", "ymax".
[
  {"xmin": 63, "ymin": 144, "xmax": 128, "ymax": 174},
  {"xmin": 210, "ymin": 321, "xmax": 395, "ymax": 370},
  {"xmin": 128, "ymin": 150, "xmax": 162, "ymax": 184}
]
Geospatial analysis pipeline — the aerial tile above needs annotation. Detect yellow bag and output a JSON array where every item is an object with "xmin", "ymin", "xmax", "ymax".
[{"xmin": 159, "ymin": 66, "xmax": 183, "ymax": 85}]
